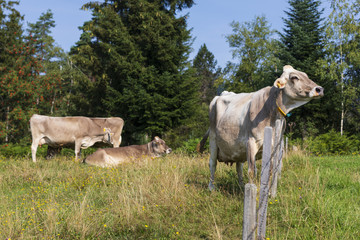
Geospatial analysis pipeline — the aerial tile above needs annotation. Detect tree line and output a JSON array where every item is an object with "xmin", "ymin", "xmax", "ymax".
[{"xmin": 1, "ymin": 0, "xmax": 360, "ymax": 148}]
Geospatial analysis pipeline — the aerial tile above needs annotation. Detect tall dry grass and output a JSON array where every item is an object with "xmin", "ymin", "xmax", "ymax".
[
  {"xmin": 0, "ymin": 150, "xmax": 360, "ymax": 239},
  {"xmin": 0, "ymin": 153, "xmax": 243, "ymax": 239}
]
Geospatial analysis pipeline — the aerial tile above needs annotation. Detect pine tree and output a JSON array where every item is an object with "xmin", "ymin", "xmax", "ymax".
[
  {"xmin": 26, "ymin": 10, "xmax": 65, "ymax": 116},
  {"xmin": 193, "ymin": 44, "xmax": 221, "ymax": 104},
  {"xmin": 279, "ymin": 0, "xmax": 328, "ymax": 138},
  {"xmin": 70, "ymin": 0, "xmax": 197, "ymax": 143},
  {"xmin": 279, "ymin": 0, "xmax": 324, "ymax": 72}
]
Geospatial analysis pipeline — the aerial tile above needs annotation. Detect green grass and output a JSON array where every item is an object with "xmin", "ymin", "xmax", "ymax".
[
  {"xmin": 273, "ymin": 153, "xmax": 360, "ymax": 239},
  {"xmin": 0, "ymin": 151, "xmax": 360, "ymax": 239}
]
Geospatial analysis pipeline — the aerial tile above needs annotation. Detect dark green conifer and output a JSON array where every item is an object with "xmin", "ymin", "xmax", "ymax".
[
  {"xmin": 193, "ymin": 44, "xmax": 221, "ymax": 104},
  {"xmin": 70, "ymin": 0, "xmax": 197, "ymax": 143},
  {"xmin": 279, "ymin": 0, "xmax": 328, "ymax": 138}
]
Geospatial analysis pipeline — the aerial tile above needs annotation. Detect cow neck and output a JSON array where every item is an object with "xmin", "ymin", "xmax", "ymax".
[
  {"xmin": 274, "ymin": 89, "xmax": 288, "ymax": 118},
  {"xmin": 147, "ymin": 142, "xmax": 154, "ymax": 156}
]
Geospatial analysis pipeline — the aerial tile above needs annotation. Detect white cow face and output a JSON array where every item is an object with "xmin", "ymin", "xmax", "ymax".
[
  {"xmin": 152, "ymin": 136, "xmax": 172, "ymax": 156},
  {"xmin": 275, "ymin": 65, "xmax": 324, "ymax": 101}
]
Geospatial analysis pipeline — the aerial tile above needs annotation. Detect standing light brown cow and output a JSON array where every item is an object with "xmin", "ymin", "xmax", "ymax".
[
  {"xmin": 30, "ymin": 114, "xmax": 112, "ymax": 162},
  {"xmin": 197, "ymin": 65, "xmax": 324, "ymax": 190},
  {"xmin": 84, "ymin": 136, "xmax": 172, "ymax": 167},
  {"xmin": 46, "ymin": 117, "xmax": 124, "ymax": 159}
]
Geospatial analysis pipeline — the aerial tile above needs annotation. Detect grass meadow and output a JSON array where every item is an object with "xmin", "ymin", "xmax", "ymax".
[{"xmin": 0, "ymin": 149, "xmax": 360, "ymax": 239}]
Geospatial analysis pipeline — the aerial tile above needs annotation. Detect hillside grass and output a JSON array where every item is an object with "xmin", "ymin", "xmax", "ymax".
[{"xmin": 0, "ymin": 150, "xmax": 359, "ymax": 239}]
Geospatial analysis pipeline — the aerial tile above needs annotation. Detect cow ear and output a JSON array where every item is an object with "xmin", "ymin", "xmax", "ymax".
[
  {"xmin": 274, "ymin": 77, "xmax": 286, "ymax": 89},
  {"xmin": 154, "ymin": 136, "xmax": 160, "ymax": 142},
  {"xmin": 283, "ymin": 65, "xmax": 294, "ymax": 72}
]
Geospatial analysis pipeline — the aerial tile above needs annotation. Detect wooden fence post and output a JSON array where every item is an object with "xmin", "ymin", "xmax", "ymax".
[
  {"xmin": 257, "ymin": 126, "xmax": 272, "ymax": 239},
  {"xmin": 242, "ymin": 183, "xmax": 257, "ymax": 240},
  {"xmin": 270, "ymin": 120, "xmax": 283, "ymax": 198},
  {"xmin": 278, "ymin": 138, "xmax": 284, "ymax": 180}
]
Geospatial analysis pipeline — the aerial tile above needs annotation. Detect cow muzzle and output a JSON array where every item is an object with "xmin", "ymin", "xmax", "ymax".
[
  {"xmin": 310, "ymin": 86, "xmax": 324, "ymax": 98},
  {"xmin": 166, "ymin": 148, "xmax": 172, "ymax": 154}
]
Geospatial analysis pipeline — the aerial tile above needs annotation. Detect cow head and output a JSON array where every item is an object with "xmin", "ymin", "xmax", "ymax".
[
  {"xmin": 151, "ymin": 136, "xmax": 172, "ymax": 157},
  {"xmin": 102, "ymin": 127, "xmax": 112, "ymax": 143},
  {"xmin": 274, "ymin": 65, "xmax": 324, "ymax": 101}
]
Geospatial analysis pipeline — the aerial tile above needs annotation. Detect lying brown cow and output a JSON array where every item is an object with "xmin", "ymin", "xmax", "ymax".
[
  {"xmin": 198, "ymin": 65, "xmax": 324, "ymax": 190},
  {"xmin": 83, "ymin": 136, "xmax": 172, "ymax": 167},
  {"xmin": 30, "ymin": 114, "xmax": 112, "ymax": 162}
]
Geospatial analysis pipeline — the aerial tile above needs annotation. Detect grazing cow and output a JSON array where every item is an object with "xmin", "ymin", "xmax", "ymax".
[
  {"xmin": 91, "ymin": 117, "xmax": 124, "ymax": 147},
  {"xmin": 197, "ymin": 65, "xmax": 324, "ymax": 190},
  {"xmin": 30, "ymin": 114, "xmax": 112, "ymax": 162},
  {"xmin": 46, "ymin": 117, "xmax": 124, "ymax": 159},
  {"xmin": 83, "ymin": 136, "xmax": 172, "ymax": 167}
]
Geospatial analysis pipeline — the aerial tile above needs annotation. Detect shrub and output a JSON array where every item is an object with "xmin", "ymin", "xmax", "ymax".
[
  {"xmin": 0, "ymin": 143, "xmax": 41, "ymax": 158},
  {"xmin": 0, "ymin": 144, "xmax": 97, "ymax": 159},
  {"xmin": 304, "ymin": 130, "xmax": 360, "ymax": 156},
  {"xmin": 175, "ymin": 137, "xmax": 208, "ymax": 155}
]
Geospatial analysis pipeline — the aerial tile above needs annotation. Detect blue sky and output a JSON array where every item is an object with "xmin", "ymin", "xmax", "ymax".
[{"xmin": 17, "ymin": 0, "xmax": 330, "ymax": 69}]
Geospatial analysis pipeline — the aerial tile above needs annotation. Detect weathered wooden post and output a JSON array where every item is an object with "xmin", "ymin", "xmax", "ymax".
[
  {"xmin": 242, "ymin": 183, "xmax": 257, "ymax": 240},
  {"xmin": 257, "ymin": 126, "xmax": 273, "ymax": 239},
  {"xmin": 278, "ymin": 138, "xmax": 284, "ymax": 180},
  {"xmin": 270, "ymin": 119, "xmax": 283, "ymax": 198}
]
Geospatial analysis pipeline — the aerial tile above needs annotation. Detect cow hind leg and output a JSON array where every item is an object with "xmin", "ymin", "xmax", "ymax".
[
  {"xmin": 236, "ymin": 162, "xmax": 244, "ymax": 188},
  {"xmin": 31, "ymin": 140, "xmax": 40, "ymax": 162},
  {"xmin": 208, "ymin": 135, "xmax": 218, "ymax": 191},
  {"xmin": 74, "ymin": 141, "xmax": 82, "ymax": 161}
]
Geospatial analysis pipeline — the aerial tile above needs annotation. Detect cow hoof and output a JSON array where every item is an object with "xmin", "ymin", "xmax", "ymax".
[{"xmin": 208, "ymin": 182, "xmax": 216, "ymax": 191}]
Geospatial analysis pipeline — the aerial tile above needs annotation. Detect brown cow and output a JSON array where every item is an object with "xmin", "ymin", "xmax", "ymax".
[
  {"xmin": 197, "ymin": 65, "xmax": 324, "ymax": 190},
  {"xmin": 30, "ymin": 114, "xmax": 112, "ymax": 162},
  {"xmin": 83, "ymin": 136, "xmax": 172, "ymax": 167}
]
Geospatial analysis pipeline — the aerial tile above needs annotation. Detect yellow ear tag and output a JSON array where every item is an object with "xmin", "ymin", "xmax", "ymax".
[
  {"xmin": 103, "ymin": 128, "xmax": 106, "ymax": 132},
  {"xmin": 277, "ymin": 82, "xmax": 282, "ymax": 88}
]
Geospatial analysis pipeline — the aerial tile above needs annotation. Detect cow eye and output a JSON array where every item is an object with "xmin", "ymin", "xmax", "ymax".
[{"xmin": 291, "ymin": 76, "xmax": 299, "ymax": 81}]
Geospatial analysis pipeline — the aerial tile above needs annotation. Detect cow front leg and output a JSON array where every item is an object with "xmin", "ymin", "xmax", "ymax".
[
  {"xmin": 236, "ymin": 162, "xmax": 244, "ymax": 188},
  {"xmin": 113, "ymin": 135, "xmax": 121, "ymax": 148},
  {"xmin": 247, "ymin": 138, "xmax": 257, "ymax": 184},
  {"xmin": 208, "ymin": 135, "xmax": 218, "ymax": 191}
]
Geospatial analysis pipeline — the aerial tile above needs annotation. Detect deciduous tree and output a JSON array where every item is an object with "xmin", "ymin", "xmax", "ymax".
[
  {"xmin": 224, "ymin": 15, "xmax": 279, "ymax": 93},
  {"xmin": 319, "ymin": 0, "xmax": 360, "ymax": 134}
]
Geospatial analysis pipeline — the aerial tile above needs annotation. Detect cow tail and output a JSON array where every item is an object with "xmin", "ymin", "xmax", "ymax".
[{"xmin": 196, "ymin": 129, "xmax": 210, "ymax": 153}]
